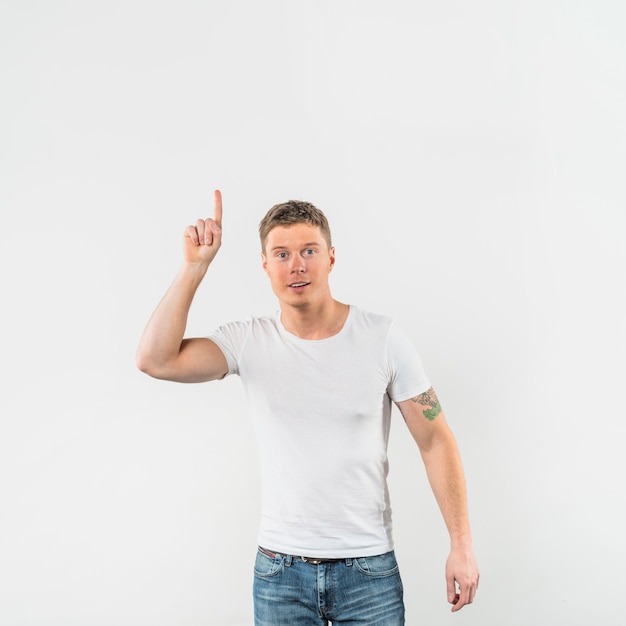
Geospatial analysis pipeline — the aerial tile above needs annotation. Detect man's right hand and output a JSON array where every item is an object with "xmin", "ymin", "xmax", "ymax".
[
  {"xmin": 136, "ymin": 188, "xmax": 228, "ymax": 383},
  {"xmin": 183, "ymin": 189, "xmax": 223, "ymax": 266}
]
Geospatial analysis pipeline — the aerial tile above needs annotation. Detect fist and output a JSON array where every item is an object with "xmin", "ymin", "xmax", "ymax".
[{"xmin": 183, "ymin": 189, "xmax": 223, "ymax": 266}]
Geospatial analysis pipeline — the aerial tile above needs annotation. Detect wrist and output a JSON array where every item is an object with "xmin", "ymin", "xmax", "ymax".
[
  {"xmin": 177, "ymin": 260, "xmax": 210, "ymax": 285},
  {"xmin": 450, "ymin": 532, "xmax": 473, "ymax": 551}
]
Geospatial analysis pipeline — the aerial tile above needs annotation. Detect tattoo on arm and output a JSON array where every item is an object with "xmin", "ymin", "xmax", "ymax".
[{"xmin": 410, "ymin": 386, "xmax": 441, "ymax": 421}]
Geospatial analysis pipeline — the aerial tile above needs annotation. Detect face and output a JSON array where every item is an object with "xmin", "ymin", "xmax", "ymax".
[{"xmin": 261, "ymin": 223, "xmax": 335, "ymax": 309}]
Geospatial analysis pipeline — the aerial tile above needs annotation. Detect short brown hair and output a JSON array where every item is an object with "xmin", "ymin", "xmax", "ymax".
[{"xmin": 259, "ymin": 200, "xmax": 332, "ymax": 252}]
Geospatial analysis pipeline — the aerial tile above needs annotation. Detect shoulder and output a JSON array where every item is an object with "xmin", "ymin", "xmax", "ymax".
[
  {"xmin": 216, "ymin": 312, "xmax": 277, "ymax": 329},
  {"xmin": 207, "ymin": 313, "xmax": 280, "ymax": 369},
  {"xmin": 208, "ymin": 313, "xmax": 279, "ymax": 342},
  {"xmin": 350, "ymin": 306, "xmax": 420, "ymax": 355},
  {"xmin": 350, "ymin": 305, "xmax": 394, "ymax": 328},
  {"xmin": 349, "ymin": 305, "xmax": 396, "ymax": 333}
]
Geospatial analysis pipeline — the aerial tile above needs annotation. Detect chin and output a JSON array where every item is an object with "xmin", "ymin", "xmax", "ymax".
[{"xmin": 281, "ymin": 294, "xmax": 312, "ymax": 309}]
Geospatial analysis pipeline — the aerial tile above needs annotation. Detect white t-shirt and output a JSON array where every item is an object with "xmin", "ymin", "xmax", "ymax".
[{"xmin": 208, "ymin": 305, "xmax": 431, "ymax": 557}]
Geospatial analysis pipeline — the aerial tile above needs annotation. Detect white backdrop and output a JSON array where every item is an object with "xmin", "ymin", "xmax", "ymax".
[{"xmin": 1, "ymin": 1, "xmax": 625, "ymax": 625}]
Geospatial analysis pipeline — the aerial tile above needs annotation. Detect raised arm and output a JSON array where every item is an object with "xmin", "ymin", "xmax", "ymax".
[
  {"xmin": 396, "ymin": 387, "xmax": 479, "ymax": 612},
  {"xmin": 136, "ymin": 189, "xmax": 229, "ymax": 383}
]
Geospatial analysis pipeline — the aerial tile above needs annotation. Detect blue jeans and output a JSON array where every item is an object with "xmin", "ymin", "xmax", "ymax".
[{"xmin": 253, "ymin": 548, "xmax": 405, "ymax": 625}]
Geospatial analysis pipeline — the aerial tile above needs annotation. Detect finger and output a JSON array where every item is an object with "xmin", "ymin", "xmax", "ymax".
[
  {"xmin": 469, "ymin": 585, "xmax": 476, "ymax": 604},
  {"xmin": 203, "ymin": 218, "xmax": 214, "ymax": 245},
  {"xmin": 457, "ymin": 588, "xmax": 470, "ymax": 611},
  {"xmin": 451, "ymin": 582, "xmax": 473, "ymax": 612},
  {"xmin": 469, "ymin": 576, "xmax": 479, "ymax": 603},
  {"xmin": 185, "ymin": 225, "xmax": 200, "ymax": 246},
  {"xmin": 213, "ymin": 189, "xmax": 222, "ymax": 227},
  {"xmin": 450, "ymin": 593, "xmax": 462, "ymax": 612},
  {"xmin": 199, "ymin": 218, "xmax": 217, "ymax": 246},
  {"xmin": 209, "ymin": 218, "xmax": 222, "ymax": 240},
  {"xmin": 446, "ymin": 575, "xmax": 456, "ymax": 605},
  {"xmin": 195, "ymin": 218, "xmax": 207, "ymax": 243}
]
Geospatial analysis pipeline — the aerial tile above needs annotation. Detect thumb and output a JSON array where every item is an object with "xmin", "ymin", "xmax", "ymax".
[
  {"xmin": 209, "ymin": 220, "xmax": 222, "ymax": 247},
  {"xmin": 446, "ymin": 575, "xmax": 457, "ymax": 604}
]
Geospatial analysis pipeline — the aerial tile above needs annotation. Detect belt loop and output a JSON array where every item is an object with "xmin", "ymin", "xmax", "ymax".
[
  {"xmin": 345, "ymin": 558, "xmax": 353, "ymax": 567},
  {"xmin": 285, "ymin": 553, "xmax": 293, "ymax": 567}
]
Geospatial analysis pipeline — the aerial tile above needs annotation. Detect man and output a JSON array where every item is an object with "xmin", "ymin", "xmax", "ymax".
[{"xmin": 136, "ymin": 190, "xmax": 479, "ymax": 625}]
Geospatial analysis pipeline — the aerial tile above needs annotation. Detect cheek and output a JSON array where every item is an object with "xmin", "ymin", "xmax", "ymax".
[{"xmin": 264, "ymin": 264, "xmax": 284, "ymax": 281}]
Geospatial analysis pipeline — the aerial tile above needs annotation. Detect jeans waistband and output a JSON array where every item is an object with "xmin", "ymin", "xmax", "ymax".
[{"xmin": 259, "ymin": 546, "xmax": 346, "ymax": 565}]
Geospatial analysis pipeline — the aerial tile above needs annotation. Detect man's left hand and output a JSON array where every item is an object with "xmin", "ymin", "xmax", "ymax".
[{"xmin": 446, "ymin": 545, "xmax": 480, "ymax": 612}]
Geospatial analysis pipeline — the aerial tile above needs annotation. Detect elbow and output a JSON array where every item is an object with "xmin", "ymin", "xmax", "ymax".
[
  {"xmin": 135, "ymin": 351, "xmax": 162, "ymax": 379},
  {"xmin": 136, "ymin": 350, "xmax": 184, "ymax": 381},
  {"xmin": 135, "ymin": 355, "xmax": 152, "ymax": 377}
]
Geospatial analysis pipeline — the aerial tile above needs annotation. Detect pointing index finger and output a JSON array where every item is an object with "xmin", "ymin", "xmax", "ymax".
[{"xmin": 213, "ymin": 189, "xmax": 222, "ymax": 227}]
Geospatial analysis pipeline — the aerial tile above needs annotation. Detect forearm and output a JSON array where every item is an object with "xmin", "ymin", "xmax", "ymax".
[
  {"xmin": 420, "ymin": 430, "xmax": 473, "ymax": 548},
  {"xmin": 136, "ymin": 262, "xmax": 208, "ymax": 373},
  {"xmin": 398, "ymin": 391, "xmax": 479, "ymax": 609}
]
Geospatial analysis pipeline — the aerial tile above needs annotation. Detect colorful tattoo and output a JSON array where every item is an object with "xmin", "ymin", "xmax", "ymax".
[
  {"xmin": 423, "ymin": 403, "xmax": 441, "ymax": 421},
  {"xmin": 410, "ymin": 387, "xmax": 441, "ymax": 421}
]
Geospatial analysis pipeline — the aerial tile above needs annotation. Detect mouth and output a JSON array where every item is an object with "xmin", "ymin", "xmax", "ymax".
[{"xmin": 289, "ymin": 281, "xmax": 310, "ymax": 289}]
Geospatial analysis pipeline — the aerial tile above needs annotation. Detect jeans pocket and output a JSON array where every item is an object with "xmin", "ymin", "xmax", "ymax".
[
  {"xmin": 353, "ymin": 551, "xmax": 400, "ymax": 577},
  {"xmin": 253, "ymin": 549, "xmax": 285, "ymax": 579}
]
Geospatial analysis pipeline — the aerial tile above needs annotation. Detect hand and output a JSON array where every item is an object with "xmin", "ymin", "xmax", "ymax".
[
  {"xmin": 445, "ymin": 545, "xmax": 479, "ymax": 612},
  {"xmin": 183, "ymin": 189, "xmax": 223, "ymax": 266}
]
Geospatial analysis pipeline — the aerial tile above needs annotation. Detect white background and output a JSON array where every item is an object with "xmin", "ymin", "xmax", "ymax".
[{"xmin": 1, "ymin": 1, "xmax": 625, "ymax": 624}]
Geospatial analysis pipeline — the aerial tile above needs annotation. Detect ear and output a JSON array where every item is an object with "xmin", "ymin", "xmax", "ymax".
[
  {"xmin": 261, "ymin": 252, "xmax": 269, "ymax": 275},
  {"xmin": 328, "ymin": 246, "xmax": 336, "ymax": 272}
]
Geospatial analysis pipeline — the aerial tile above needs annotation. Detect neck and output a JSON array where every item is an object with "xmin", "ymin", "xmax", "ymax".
[{"xmin": 280, "ymin": 299, "xmax": 350, "ymax": 340}]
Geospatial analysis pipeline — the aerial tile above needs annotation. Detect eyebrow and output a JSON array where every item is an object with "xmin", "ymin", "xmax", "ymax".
[{"xmin": 270, "ymin": 242, "xmax": 321, "ymax": 252}]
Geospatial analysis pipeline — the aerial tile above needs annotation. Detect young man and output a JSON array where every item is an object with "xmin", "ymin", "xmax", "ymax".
[{"xmin": 136, "ymin": 190, "xmax": 479, "ymax": 625}]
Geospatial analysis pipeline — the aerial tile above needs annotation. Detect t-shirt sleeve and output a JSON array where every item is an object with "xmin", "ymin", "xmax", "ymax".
[
  {"xmin": 386, "ymin": 321, "xmax": 432, "ymax": 403},
  {"xmin": 206, "ymin": 319, "xmax": 251, "ymax": 377}
]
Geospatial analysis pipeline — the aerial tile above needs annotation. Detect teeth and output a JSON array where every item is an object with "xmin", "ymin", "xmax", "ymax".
[{"xmin": 291, "ymin": 282, "xmax": 308, "ymax": 287}]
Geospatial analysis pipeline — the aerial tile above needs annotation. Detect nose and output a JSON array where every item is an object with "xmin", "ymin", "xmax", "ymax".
[{"xmin": 290, "ymin": 255, "xmax": 306, "ymax": 273}]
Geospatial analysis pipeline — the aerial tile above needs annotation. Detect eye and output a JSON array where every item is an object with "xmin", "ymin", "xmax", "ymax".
[
  {"xmin": 304, "ymin": 249, "xmax": 316, "ymax": 256},
  {"xmin": 277, "ymin": 252, "xmax": 288, "ymax": 259}
]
